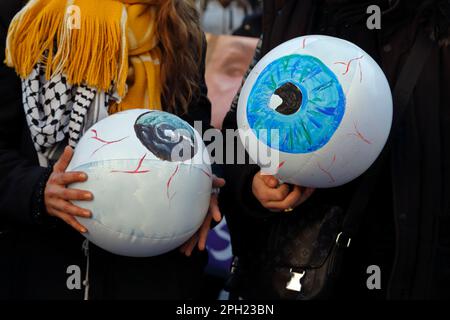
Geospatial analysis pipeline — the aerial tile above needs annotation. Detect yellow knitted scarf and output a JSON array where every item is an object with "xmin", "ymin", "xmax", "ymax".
[{"xmin": 5, "ymin": 0, "xmax": 162, "ymax": 113}]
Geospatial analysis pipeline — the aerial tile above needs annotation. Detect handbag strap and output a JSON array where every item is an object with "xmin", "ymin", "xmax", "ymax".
[{"xmin": 336, "ymin": 29, "xmax": 434, "ymax": 248}]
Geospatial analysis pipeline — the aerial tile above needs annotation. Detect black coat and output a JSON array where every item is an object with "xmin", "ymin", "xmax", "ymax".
[
  {"xmin": 220, "ymin": 0, "xmax": 450, "ymax": 299},
  {"xmin": 0, "ymin": 1, "xmax": 212, "ymax": 300}
]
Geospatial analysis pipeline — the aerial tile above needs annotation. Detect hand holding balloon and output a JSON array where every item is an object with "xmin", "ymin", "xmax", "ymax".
[
  {"xmin": 44, "ymin": 146, "xmax": 93, "ymax": 233},
  {"xmin": 252, "ymin": 171, "xmax": 315, "ymax": 212},
  {"xmin": 180, "ymin": 175, "xmax": 226, "ymax": 256}
]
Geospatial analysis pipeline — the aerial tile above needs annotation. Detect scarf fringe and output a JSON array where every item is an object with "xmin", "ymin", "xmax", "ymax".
[
  {"xmin": 5, "ymin": 0, "xmax": 128, "ymax": 97},
  {"xmin": 6, "ymin": 0, "xmax": 65, "ymax": 78}
]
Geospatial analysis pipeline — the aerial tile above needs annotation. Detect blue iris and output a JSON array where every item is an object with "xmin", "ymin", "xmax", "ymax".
[{"xmin": 247, "ymin": 54, "xmax": 346, "ymax": 154}]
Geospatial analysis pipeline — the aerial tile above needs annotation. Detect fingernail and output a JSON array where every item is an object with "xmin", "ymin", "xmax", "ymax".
[
  {"xmin": 79, "ymin": 173, "xmax": 87, "ymax": 180},
  {"xmin": 81, "ymin": 228, "xmax": 87, "ymax": 233},
  {"xmin": 84, "ymin": 193, "xmax": 93, "ymax": 200},
  {"xmin": 84, "ymin": 210, "xmax": 92, "ymax": 217}
]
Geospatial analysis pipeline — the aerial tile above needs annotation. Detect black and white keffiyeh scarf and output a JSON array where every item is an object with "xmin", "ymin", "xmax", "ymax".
[{"xmin": 22, "ymin": 63, "xmax": 112, "ymax": 166}]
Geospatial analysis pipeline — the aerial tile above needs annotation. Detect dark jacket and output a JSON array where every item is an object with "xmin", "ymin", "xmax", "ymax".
[
  {"xmin": 221, "ymin": 0, "xmax": 450, "ymax": 299},
  {"xmin": 0, "ymin": 1, "xmax": 212, "ymax": 300}
]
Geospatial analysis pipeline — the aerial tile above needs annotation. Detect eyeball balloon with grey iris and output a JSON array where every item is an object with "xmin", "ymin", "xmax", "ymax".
[
  {"xmin": 237, "ymin": 35, "xmax": 393, "ymax": 188},
  {"xmin": 67, "ymin": 109, "xmax": 212, "ymax": 257}
]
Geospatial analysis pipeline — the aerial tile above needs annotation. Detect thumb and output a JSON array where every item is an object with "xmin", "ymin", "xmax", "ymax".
[
  {"xmin": 54, "ymin": 146, "xmax": 74, "ymax": 173},
  {"xmin": 212, "ymin": 176, "xmax": 226, "ymax": 188},
  {"xmin": 260, "ymin": 173, "xmax": 279, "ymax": 188}
]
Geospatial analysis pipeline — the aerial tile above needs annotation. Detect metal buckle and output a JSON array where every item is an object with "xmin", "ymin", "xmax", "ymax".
[
  {"xmin": 336, "ymin": 232, "xmax": 351, "ymax": 248},
  {"xmin": 286, "ymin": 269, "xmax": 306, "ymax": 292}
]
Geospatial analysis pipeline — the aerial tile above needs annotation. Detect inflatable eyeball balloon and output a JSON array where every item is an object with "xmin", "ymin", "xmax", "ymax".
[
  {"xmin": 237, "ymin": 35, "xmax": 393, "ymax": 188},
  {"xmin": 67, "ymin": 109, "xmax": 212, "ymax": 257}
]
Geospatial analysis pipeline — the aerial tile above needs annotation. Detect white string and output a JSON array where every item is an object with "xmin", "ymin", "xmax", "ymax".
[{"xmin": 82, "ymin": 239, "xmax": 90, "ymax": 300}]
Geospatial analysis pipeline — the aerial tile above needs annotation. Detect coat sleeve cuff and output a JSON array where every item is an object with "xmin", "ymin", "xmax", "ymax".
[{"xmin": 30, "ymin": 166, "xmax": 57, "ymax": 225}]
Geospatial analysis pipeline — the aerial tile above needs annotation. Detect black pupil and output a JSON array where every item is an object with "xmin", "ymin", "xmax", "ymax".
[{"xmin": 274, "ymin": 82, "xmax": 303, "ymax": 115}]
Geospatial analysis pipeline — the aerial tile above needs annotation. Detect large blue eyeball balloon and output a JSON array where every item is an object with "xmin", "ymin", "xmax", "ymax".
[{"xmin": 238, "ymin": 35, "xmax": 392, "ymax": 187}]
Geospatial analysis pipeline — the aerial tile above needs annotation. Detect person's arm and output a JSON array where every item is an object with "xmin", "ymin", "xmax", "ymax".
[
  {"xmin": 220, "ymin": 38, "xmax": 279, "ymax": 219},
  {"xmin": 0, "ymin": 2, "xmax": 92, "ymax": 230},
  {"xmin": 0, "ymin": 2, "xmax": 52, "ymax": 226},
  {"xmin": 221, "ymin": 104, "xmax": 278, "ymax": 219}
]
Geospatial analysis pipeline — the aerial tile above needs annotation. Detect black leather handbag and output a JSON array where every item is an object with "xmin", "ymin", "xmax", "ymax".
[
  {"xmin": 226, "ymin": 203, "xmax": 352, "ymax": 300},
  {"xmin": 267, "ymin": 205, "xmax": 345, "ymax": 300},
  {"xmin": 247, "ymin": 204, "xmax": 348, "ymax": 300},
  {"xmin": 226, "ymin": 30, "xmax": 433, "ymax": 300}
]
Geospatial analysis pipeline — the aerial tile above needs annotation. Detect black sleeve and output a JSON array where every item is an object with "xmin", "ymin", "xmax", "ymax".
[
  {"xmin": 179, "ymin": 34, "xmax": 225, "ymax": 179},
  {"xmin": 0, "ymin": 1, "xmax": 52, "ymax": 226},
  {"xmin": 218, "ymin": 37, "xmax": 277, "ymax": 220},
  {"xmin": 220, "ymin": 104, "xmax": 278, "ymax": 220}
]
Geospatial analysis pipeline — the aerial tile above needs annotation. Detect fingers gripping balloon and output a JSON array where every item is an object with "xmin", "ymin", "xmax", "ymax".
[{"xmin": 237, "ymin": 35, "xmax": 393, "ymax": 188}]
